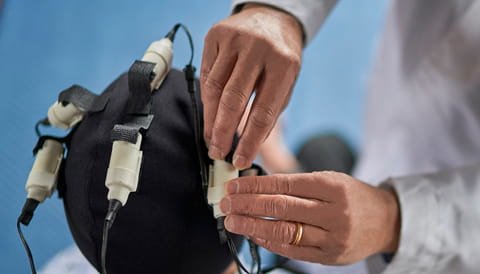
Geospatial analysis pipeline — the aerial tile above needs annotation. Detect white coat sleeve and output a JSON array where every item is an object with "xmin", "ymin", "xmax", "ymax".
[
  {"xmin": 380, "ymin": 165, "xmax": 480, "ymax": 274},
  {"xmin": 230, "ymin": 0, "xmax": 338, "ymax": 45}
]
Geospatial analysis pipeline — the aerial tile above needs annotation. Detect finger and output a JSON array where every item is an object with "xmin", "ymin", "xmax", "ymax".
[
  {"xmin": 225, "ymin": 215, "xmax": 329, "ymax": 247},
  {"xmin": 200, "ymin": 33, "xmax": 219, "ymax": 80},
  {"xmin": 221, "ymin": 194, "xmax": 334, "ymax": 228},
  {"xmin": 232, "ymin": 73, "xmax": 285, "ymax": 169},
  {"xmin": 200, "ymin": 50, "xmax": 238, "ymax": 146},
  {"xmin": 225, "ymin": 173, "xmax": 343, "ymax": 202},
  {"xmin": 250, "ymin": 237, "xmax": 327, "ymax": 264},
  {"xmin": 209, "ymin": 54, "xmax": 263, "ymax": 160}
]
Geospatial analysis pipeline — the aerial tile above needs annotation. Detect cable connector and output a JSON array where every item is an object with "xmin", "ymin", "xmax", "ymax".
[
  {"xmin": 25, "ymin": 139, "xmax": 64, "ymax": 203},
  {"xmin": 18, "ymin": 198, "xmax": 40, "ymax": 226},
  {"xmin": 47, "ymin": 101, "xmax": 84, "ymax": 130},
  {"xmin": 207, "ymin": 160, "xmax": 239, "ymax": 218},
  {"xmin": 183, "ymin": 65, "xmax": 196, "ymax": 94},
  {"xmin": 105, "ymin": 133, "xmax": 143, "ymax": 206},
  {"xmin": 141, "ymin": 38, "xmax": 173, "ymax": 91}
]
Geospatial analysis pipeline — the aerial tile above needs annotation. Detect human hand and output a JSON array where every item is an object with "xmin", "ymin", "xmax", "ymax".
[
  {"xmin": 200, "ymin": 4, "xmax": 303, "ymax": 169},
  {"xmin": 220, "ymin": 172, "xmax": 401, "ymax": 265}
]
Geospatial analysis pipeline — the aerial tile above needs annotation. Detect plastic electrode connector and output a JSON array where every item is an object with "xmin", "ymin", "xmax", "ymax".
[
  {"xmin": 208, "ymin": 160, "xmax": 239, "ymax": 218},
  {"xmin": 141, "ymin": 38, "xmax": 173, "ymax": 91},
  {"xmin": 47, "ymin": 101, "xmax": 85, "ymax": 130},
  {"xmin": 105, "ymin": 133, "xmax": 143, "ymax": 206},
  {"xmin": 25, "ymin": 139, "xmax": 64, "ymax": 203}
]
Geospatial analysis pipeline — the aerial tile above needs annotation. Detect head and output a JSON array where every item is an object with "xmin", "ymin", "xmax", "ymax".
[{"xmin": 59, "ymin": 69, "xmax": 241, "ymax": 274}]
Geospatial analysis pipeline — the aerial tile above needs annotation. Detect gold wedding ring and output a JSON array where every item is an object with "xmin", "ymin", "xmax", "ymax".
[{"xmin": 291, "ymin": 223, "xmax": 303, "ymax": 245}]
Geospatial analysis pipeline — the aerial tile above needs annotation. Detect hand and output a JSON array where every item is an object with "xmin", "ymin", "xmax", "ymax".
[
  {"xmin": 220, "ymin": 172, "xmax": 401, "ymax": 265},
  {"xmin": 200, "ymin": 4, "xmax": 303, "ymax": 169}
]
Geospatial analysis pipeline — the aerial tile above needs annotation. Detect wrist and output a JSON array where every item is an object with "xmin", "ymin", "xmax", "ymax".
[
  {"xmin": 240, "ymin": 3, "xmax": 304, "ymax": 46},
  {"xmin": 379, "ymin": 188, "xmax": 401, "ymax": 253}
]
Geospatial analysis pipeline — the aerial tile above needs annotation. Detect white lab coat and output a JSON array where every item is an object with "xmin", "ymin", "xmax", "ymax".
[{"xmin": 232, "ymin": 0, "xmax": 480, "ymax": 273}]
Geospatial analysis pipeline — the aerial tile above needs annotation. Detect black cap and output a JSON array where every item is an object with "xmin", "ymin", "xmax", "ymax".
[{"xmin": 59, "ymin": 69, "xmax": 241, "ymax": 274}]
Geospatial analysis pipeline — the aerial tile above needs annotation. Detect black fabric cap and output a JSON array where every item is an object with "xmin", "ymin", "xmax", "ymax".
[{"xmin": 60, "ymin": 69, "xmax": 241, "ymax": 274}]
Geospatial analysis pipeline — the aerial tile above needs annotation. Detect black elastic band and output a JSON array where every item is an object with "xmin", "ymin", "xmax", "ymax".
[
  {"xmin": 127, "ymin": 61, "xmax": 156, "ymax": 114},
  {"xmin": 111, "ymin": 125, "xmax": 140, "ymax": 143},
  {"xmin": 58, "ymin": 85, "xmax": 109, "ymax": 112},
  {"xmin": 110, "ymin": 115, "xmax": 154, "ymax": 143}
]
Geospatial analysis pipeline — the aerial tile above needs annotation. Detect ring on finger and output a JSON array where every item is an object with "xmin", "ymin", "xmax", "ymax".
[{"xmin": 290, "ymin": 222, "xmax": 303, "ymax": 245}]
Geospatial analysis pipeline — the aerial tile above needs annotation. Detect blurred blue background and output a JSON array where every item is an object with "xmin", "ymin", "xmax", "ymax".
[{"xmin": 0, "ymin": 0, "xmax": 389, "ymax": 273}]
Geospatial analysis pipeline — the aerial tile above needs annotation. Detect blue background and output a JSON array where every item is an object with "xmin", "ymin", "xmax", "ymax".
[{"xmin": 0, "ymin": 0, "xmax": 389, "ymax": 273}]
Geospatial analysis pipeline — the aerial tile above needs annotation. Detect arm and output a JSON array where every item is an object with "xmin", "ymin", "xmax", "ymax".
[
  {"xmin": 201, "ymin": 1, "xmax": 338, "ymax": 169},
  {"xmin": 231, "ymin": 0, "xmax": 338, "ymax": 45},
  {"xmin": 380, "ymin": 165, "xmax": 480, "ymax": 274}
]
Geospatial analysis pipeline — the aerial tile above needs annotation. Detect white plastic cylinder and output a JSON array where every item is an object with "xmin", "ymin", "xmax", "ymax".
[
  {"xmin": 105, "ymin": 134, "xmax": 143, "ymax": 206},
  {"xmin": 141, "ymin": 38, "xmax": 173, "ymax": 91},
  {"xmin": 207, "ymin": 160, "xmax": 239, "ymax": 218},
  {"xmin": 25, "ymin": 139, "xmax": 64, "ymax": 203},
  {"xmin": 47, "ymin": 101, "xmax": 84, "ymax": 130}
]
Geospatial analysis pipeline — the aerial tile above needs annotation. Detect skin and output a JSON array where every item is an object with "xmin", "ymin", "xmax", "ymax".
[
  {"xmin": 200, "ymin": 3, "xmax": 303, "ymax": 170},
  {"xmin": 220, "ymin": 172, "xmax": 401, "ymax": 265},
  {"xmin": 202, "ymin": 3, "xmax": 402, "ymax": 267}
]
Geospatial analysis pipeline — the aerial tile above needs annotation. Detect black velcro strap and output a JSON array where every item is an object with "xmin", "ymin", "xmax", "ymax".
[
  {"xmin": 58, "ymin": 85, "xmax": 109, "ymax": 112},
  {"xmin": 111, "ymin": 114, "xmax": 154, "ymax": 143},
  {"xmin": 111, "ymin": 125, "xmax": 140, "ymax": 143},
  {"xmin": 123, "ymin": 114, "xmax": 155, "ymax": 130},
  {"xmin": 127, "ymin": 60, "xmax": 156, "ymax": 115}
]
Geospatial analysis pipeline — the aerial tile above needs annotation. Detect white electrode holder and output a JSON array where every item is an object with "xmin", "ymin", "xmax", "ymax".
[
  {"xmin": 47, "ymin": 101, "xmax": 85, "ymax": 130},
  {"xmin": 105, "ymin": 133, "xmax": 143, "ymax": 206},
  {"xmin": 208, "ymin": 160, "xmax": 239, "ymax": 218},
  {"xmin": 141, "ymin": 38, "xmax": 173, "ymax": 91},
  {"xmin": 25, "ymin": 139, "xmax": 64, "ymax": 203}
]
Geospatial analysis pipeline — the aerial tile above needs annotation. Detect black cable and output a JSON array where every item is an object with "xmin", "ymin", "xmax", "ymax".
[
  {"xmin": 248, "ymin": 239, "xmax": 262, "ymax": 274},
  {"xmin": 101, "ymin": 219, "xmax": 110, "ymax": 274},
  {"xmin": 226, "ymin": 232, "xmax": 250, "ymax": 274},
  {"xmin": 187, "ymin": 90, "xmax": 209, "ymax": 194},
  {"xmin": 17, "ymin": 219, "xmax": 37, "ymax": 274},
  {"xmin": 101, "ymin": 199, "xmax": 122, "ymax": 274},
  {"xmin": 174, "ymin": 23, "xmax": 264, "ymax": 274},
  {"xmin": 34, "ymin": 118, "xmax": 49, "ymax": 137},
  {"xmin": 166, "ymin": 23, "xmax": 194, "ymax": 65}
]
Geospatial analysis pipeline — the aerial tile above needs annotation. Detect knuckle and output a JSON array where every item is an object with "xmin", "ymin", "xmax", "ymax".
[
  {"xmin": 203, "ymin": 78, "xmax": 224, "ymax": 94},
  {"xmin": 219, "ymin": 89, "xmax": 249, "ymax": 114},
  {"xmin": 206, "ymin": 22, "xmax": 225, "ymax": 40},
  {"xmin": 285, "ymin": 222, "xmax": 297, "ymax": 243},
  {"xmin": 250, "ymin": 104, "xmax": 276, "ymax": 130},
  {"xmin": 284, "ymin": 175, "xmax": 294, "ymax": 194},
  {"xmin": 262, "ymin": 196, "xmax": 288, "ymax": 218},
  {"xmin": 252, "ymin": 176, "xmax": 262, "ymax": 193},
  {"xmin": 284, "ymin": 54, "xmax": 301, "ymax": 71},
  {"xmin": 209, "ymin": 131, "xmax": 232, "ymax": 151},
  {"xmin": 272, "ymin": 222, "xmax": 292, "ymax": 243},
  {"xmin": 234, "ymin": 197, "xmax": 252, "ymax": 214},
  {"xmin": 270, "ymin": 175, "xmax": 290, "ymax": 195},
  {"xmin": 249, "ymin": 217, "xmax": 259, "ymax": 235}
]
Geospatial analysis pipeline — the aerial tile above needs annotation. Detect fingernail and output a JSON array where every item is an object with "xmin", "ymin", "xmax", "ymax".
[
  {"xmin": 220, "ymin": 197, "xmax": 231, "ymax": 214},
  {"xmin": 233, "ymin": 154, "xmax": 248, "ymax": 169},
  {"xmin": 226, "ymin": 180, "xmax": 239, "ymax": 194},
  {"xmin": 208, "ymin": 145, "xmax": 222, "ymax": 160},
  {"xmin": 225, "ymin": 216, "xmax": 235, "ymax": 231}
]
